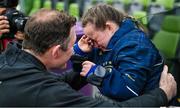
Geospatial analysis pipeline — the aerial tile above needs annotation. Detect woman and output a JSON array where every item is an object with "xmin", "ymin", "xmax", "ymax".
[{"xmin": 73, "ymin": 4, "xmax": 164, "ymax": 101}]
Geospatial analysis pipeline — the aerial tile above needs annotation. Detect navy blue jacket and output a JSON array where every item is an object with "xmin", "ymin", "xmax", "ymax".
[{"xmin": 74, "ymin": 19, "xmax": 164, "ymax": 101}]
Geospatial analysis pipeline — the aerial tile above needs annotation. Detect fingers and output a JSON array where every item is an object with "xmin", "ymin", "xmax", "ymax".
[
  {"xmin": 0, "ymin": 29, "xmax": 9, "ymax": 34},
  {"xmin": 0, "ymin": 16, "xmax": 7, "ymax": 20},
  {"xmin": 163, "ymin": 65, "xmax": 168, "ymax": 74},
  {"xmin": 82, "ymin": 61, "xmax": 94, "ymax": 65},
  {"xmin": 160, "ymin": 65, "xmax": 168, "ymax": 79},
  {"xmin": 82, "ymin": 61, "xmax": 93, "ymax": 73},
  {"xmin": 80, "ymin": 64, "xmax": 90, "ymax": 77},
  {"xmin": 78, "ymin": 35, "xmax": 93, "ymax": 52},
  {"xmin": 0, "ymin": 24, "xmax": 9, "ymax": 29},
  {"xmin": 82, "ymin": 63, "xmax": 91, "ymax": 71},
  {"xmin": 0, "ymin": 16, "xmax": 9, "ymax": 34},
  {"xmin": 82, "ymin": 35, "xmax": 87, "ymax": 39},
  {"xmin": 0, "ymin": 16, "xmax": 9, "ymax": 26},
  {"xmin": 80, "ymin": 61, "xmax": 95, "ymax": 77},
  {"xmin": 167, "ymin": 73, "xmax": 177, "ymax": 100},
  {"xmin": 80, "ymin": 35, "xmax": 88, "ymax": 41},
  {"xmin": 168, "ymin": 73, "xmax": 173, "ymax": 79},
  {"xmin": 80, "ymin": 71, "xmax": 87, "ymax": 77},
  {"xmin": 159, "ymin": 65, "xmax": 177, "ymax": 101},
  {"xmin": 81, "ymin": 35, "xmax": 94, "ymax": 44},
  {"xmin": 15, "ymin": 31, "xmax": 24, "ymax": 40}
]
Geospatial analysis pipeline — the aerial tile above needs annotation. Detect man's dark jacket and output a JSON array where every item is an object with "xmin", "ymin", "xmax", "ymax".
[{"xmin": 0, "ymin": 42, "xmax": 168, "ymax": 107}]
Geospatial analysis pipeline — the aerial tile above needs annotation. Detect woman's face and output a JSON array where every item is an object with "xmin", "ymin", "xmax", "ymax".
[{"xmin": 83, "ymin": 23, "xmax": 111, "ymax": 50}]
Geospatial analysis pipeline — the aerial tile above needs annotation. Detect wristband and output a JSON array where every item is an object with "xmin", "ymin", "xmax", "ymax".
[
  {"xmin": 85, "ymin": 65, "xmax": 98, "ymax": 78},
  {"xmin": 73, "ymin": 43, "xmax": 88, "ymax": 56}
]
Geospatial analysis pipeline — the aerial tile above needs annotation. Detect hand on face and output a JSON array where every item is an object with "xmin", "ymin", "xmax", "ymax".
[
  {"xmin": 159, "ymin": 65, "xmax": 177, "ymax": 101},
  {"xmin": 80, "ymin": 61, "xmax": 95, "ymax": 77},
  {"xmin": 78, "ymin": 35, "xmax": 93, "ymax": 53},
  {"xmin": 0, "ymin": 16, "xmax": 10, "ymax": 35}
]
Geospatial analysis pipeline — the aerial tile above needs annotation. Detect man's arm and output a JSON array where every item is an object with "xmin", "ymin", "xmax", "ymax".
[
  {"xmin": 115, "ymin": 88, "xmax": 168, "ymax": 107},
  {"xmin": 37, "ymin": 70, "xmax": 175, "ymax": 107},
  {"xmin": 94, "ymin": 87, "xmax": 168, "ymax": 107},
  {"xmin": 59, "ymin": 70, "xmax": 88, "ymax": 90},
  {"xmin": 37, "ymin": 81, "xmax": 169, "ymax": 107}
]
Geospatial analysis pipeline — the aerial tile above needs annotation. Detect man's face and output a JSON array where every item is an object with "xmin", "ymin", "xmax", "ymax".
[
  {"xmin": 57, "ymin": 26, "xmax": 76, "ymax": 69},
  {"xmin": 83, "ymin": 23, "xmax": 110, "ymax": 50}
]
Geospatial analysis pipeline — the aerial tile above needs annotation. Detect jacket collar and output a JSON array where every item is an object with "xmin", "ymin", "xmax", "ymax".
[{"xmin": 4, "ymin": 42, "xmax": 47, "ymax": 71}]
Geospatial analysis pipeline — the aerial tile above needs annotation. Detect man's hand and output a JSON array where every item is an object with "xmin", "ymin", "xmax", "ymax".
[
  {"xmin": 159, "ymin": 65, "xmax": 177, "ymax": 101},
  {"xmin": 0, "ymin": 16, "xmax": 9, "ymax": 34},
  {"xmin": 78, "ymin": 35, "xmax": 93, "ymax": 53},
  {"xmin": 15, "ymin": 31, "xmax": 24, "ymax": 40}
]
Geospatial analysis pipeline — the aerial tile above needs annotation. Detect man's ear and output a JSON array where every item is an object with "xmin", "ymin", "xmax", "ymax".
[{"xmin": 51, "ymin": 45, "xmax": 61, "ymax": 59}]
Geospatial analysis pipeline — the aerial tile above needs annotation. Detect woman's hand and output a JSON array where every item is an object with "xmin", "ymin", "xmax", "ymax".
[{"xmin": 78, "ymin": 35, "xmax": 93, "ymax": 53}]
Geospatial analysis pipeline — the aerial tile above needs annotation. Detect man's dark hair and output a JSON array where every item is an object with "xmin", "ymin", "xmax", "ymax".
[{"xmin": 23, "ymin": 9, "xmax": 76, "ymax": 54}]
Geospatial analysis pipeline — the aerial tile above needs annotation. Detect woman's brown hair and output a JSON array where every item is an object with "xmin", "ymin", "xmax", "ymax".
[{"xmin": 82, "ymin": 4, "xmax": 148, "ymax": 33}]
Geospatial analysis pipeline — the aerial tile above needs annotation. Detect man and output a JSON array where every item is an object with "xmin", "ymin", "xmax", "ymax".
[{"xmin": 0, "ymin": 9, "xmax": 177, "ymax": 107}]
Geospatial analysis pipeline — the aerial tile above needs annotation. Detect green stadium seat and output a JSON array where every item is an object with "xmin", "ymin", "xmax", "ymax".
[
  {"xmin": 153, "ymin": 31, "xmax": 179, "ymax": 61},
  {"xmin": 69, "ymin": 3, "xmax": 79, "ymax": 19},
  {"xmin": 18, "ymin": 0, "xmax": 34, "ymax": 15},
  {"xmin": 132, "ymin": 11, "xmax": 147, "ymax": 25},
  {"xmin": 162, "ymin": 16, "xmax": 180, "ymax": 33},
  {"xmin": 56, "ymin": 2, "xmax": 64, "ymax": 11},
  {"xmin": 152, "ymin": 15, "xmax": 180, "ymax": 67},
  {"xmin": 29, "ymin": 0, "xmax": 41, "ymax": 15},
  {"xmin": 43, "ymin": 0, "xmax": 51, "ymax": 9}
]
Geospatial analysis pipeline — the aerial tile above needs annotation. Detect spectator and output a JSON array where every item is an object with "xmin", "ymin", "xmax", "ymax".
[{"xmin": 0, "ymin": 0, "xmax": 24, "ymax": 52}]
